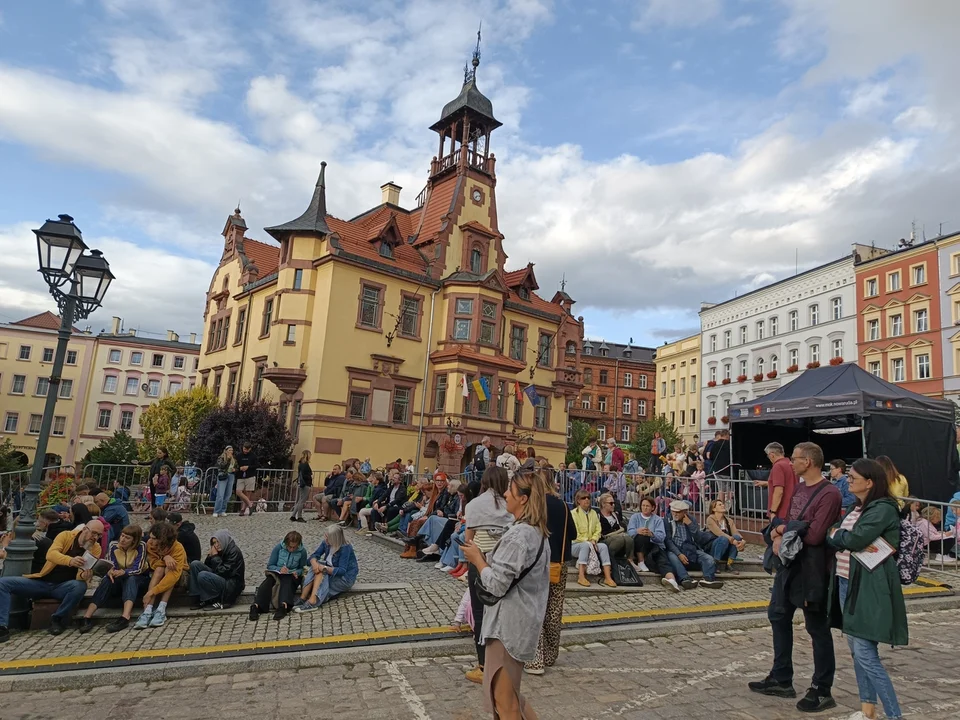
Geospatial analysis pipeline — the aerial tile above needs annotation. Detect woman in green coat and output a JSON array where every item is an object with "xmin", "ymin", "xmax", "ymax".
[{"xmin": 827, "ymin": 457, "xmax": 907, "ymax": 720}]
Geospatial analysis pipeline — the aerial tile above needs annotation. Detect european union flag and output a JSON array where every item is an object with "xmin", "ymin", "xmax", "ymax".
[{"xmin": 523, "ymin": 385, "xmax": 540, "ymax": 405}]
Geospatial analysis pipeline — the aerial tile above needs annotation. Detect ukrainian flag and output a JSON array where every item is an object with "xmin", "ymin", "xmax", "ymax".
[{"xmin": 472, "ymin": 378, "xmax": 487, "ymax": 401}]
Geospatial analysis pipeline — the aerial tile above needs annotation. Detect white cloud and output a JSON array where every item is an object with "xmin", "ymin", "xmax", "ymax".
[
  {"xmin": 671, "ymin": 60, "xmax": 686, "ymax": 71},
  {"xmin": 633, "ymin": 0, "xmax": 722, "ymax": 30},
  {"xmin": 844, "ymin": 82, "xmax": 888, "ymax": 117}
]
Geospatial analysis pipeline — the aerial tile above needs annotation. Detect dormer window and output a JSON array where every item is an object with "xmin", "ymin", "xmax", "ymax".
[
  {"xmin": 584, "ymin": 345, "xmax": 592, "ymax": 355},
  {"xmin": 600, "ymin": 348, "xmax": 608, "ymax": 357},
  {"xmin": 565, "ymin": 341, "xmax": 576, "ymax": 355},
  {"xmin": 518, "ymin": 287, "xmax": 530, "ymax": 300},
  {"xmin": 379, "ymin": 241, "xmax": 394, "ymax": 259},
  {"xmin": 470, "ymin": 247, "xmax": 483, "ymax": 274}
]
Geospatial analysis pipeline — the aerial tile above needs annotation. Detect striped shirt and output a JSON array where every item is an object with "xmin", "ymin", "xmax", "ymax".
[{"xmin": 834, "ymin": 508, "xmax": 862, "ymax": 579}]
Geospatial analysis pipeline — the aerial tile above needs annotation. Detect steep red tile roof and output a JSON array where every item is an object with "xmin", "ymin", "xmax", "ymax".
[
  {"xmin": 242, "ymin": 238, "xmax": 280, "ymax": 277},
  {"xmin": 327, "ymin": 215, "xmax": 430, "ymax": 276},
  {"xmin": 413, "ymin": 177, "xmax": 459, "ymax": 246},
  {"xmin": 507, "ymin": 290, "xmax": 562, "ymax": 320},
  {"xmin": 503, "ymin": 269, "xmax": 526, "ymax": 287},
  {"xmin": 11, "ymin": 311, "xmax": 72, "ymax": 331}
]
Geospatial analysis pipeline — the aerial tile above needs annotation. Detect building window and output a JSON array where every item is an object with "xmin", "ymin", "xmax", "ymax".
[
  {"xmin": 915, "ymin": 309, "xmax": 928, "ymax": 332},
  {"xmin": 810, "ymin": 344, "xmax": 820, "ymax": 363},
  {"xmin": 691, "ymin": 374, "xmax": 696, "ymax": 389},
  {"xmin": 286, "ymin": 325, "xmax": 296, "ymax": 343},
  {"xmin": 97, "ymin": 409, "xmax": 112, "ymax": 429},
  {"xmin": 622, "ymin": 398, "xmax": 631, "ymax": 415},
  {"xmin": 226, "ymin": 370, "xmax": 237, "ymax": 403},
  {"xmin": 41, "ymin": 348, "xmax": 54, "ymax": 363},
  {"xmin": 916, "ymin": 353, "xmax": 931, "ymax": 380},
  {"xmin": 583, "ymin": 345, "xmax": 592, "ymax": 356},
  {"xmin": 723, "ymin": 363, "xmax": 731, "ymax": 380},
  {"xmin": 3, "ymin": 413, "xmax": 18, "ymax": 433},
  {"xmin": 597, "ymin": 425, "xmax": 606, "ymax": 442},
  {"xmin": 478, "ymin": 374, "xmax": 493, "ymax": 416},
  {"xmin": 620, "ymin": 424, "xmax": 631, "ymax": 442},
  {"xmin": 868, "ymin": 319, "xmax": 879, "ymax": 340},
  {"xmin": 565, "ymin": 341, "xmax": 576, "ymax": 355},
  {"xmin": 709, "ymin": 366, "xmax": 717, "ymax": 382},
  {"xmin": 392, "ymin": 387, "xmax": 411, "ymax": 424},
  {"xmin": 278, "ymin": 401, "xmax": 288, "ymax": 427},
  {"xmin": 888, "ymin": 271, "xmax": 901, "ymax": 292},
  {"xmin": 517, "ymin": 287, "xmax": 530, "ymax": 300},
  {"xmin": 292, "ymin": 400, "xmax": 302, "ymax": 437},
  {"xmin": 638, "ymin": 399, "xmax": 646, "ymax": 416},
  {"xmin": 865, "ymin": 277, "xmax": 878, "ymax": 297},
  {"xmin": 169, "ymin": 381, "xmax": 182, "ymax": 394},
  {"xmin": 723, "ymin": 330, "xmax": 731, "ymax": 348},
  {"xmin": 891, "ymin": 357, "xmax": 905, "ymax": 382},
  {"xmin": 349, "ymin": 393, "xmax": 368, "ymax": 420},
  {"xmin": 756, "ymin": 320, "xmax": 764, "ymax": 340},
  {"xmin": 401, "ymin": 297, "xmax": 422, "ymax": 338},
  {"xmin": 103, "ymin": 375, "xmax": 118, "ymax": 393},
  {"xmin": 125, "ymin": 377, "xmax": 138, "ymax": 396},
  {"xmin": 832, "ymin": 297, "xmax": 842, "ymax": 320},
  {"xmin": 911, "ymin": 264, "xmax": 926, "ymax": 286},
  {"xmin": 710, "ymin": 335, "xmax": 717, "ymax": 352},
  {"xmin": 679, "ymin": 410, "xmax": 685, "ymax": 427},
  {"xmin": 254, "ymin": 365, "xmax": 264, "ymax": 401},
  {"xmin": 108, "ymin": 349, "xmax": 121, "ymax": 363},
  {"xmin": 234, "ymin": 308, "xmax": 246, "ymax": 344},
  {"xmin": 690, "ymin": 409, "xmax": 696, "ymax": 426},
  {"xmin": 624, "ymin": 372, "xmax": 633, "ymax": 388},
  {"xmin": 52, "ymin": 416, "xmax": 66, "ymax": 437},
  {"xmin": 810, "ymin": 304, "xmax": 819, "ymax": 326},
  {"xmin": 537, "ymin": 333, "xmax": 552, "ymax": 367},
  {"xmin": 709, "ymin": 401, "xmax": 717, "ymax": 418},
  {"xmin": 497, "ymin": 380, "xmax": 506, "ymax": 418},
  {"xmin": 379, "ymin": 241, "xmax": 393, "ymax": 259},
  {"xmin": 453, "ymin": 298, "xmax": 474, "ymax": 341},
  {"xmin": 66, "ymin": 350, "xmax": 78, "ymax": 365},
  {"xmin": 35, "ymin": 377, "xmax": 49, "ymax": 397},
  {"xmin": 513, "ymin": 395, "xmax": 523, "ymax": 426},
  {"xmin": 770, "ymin": 355, "xmax": 778, "ymax": 372},
  {"xmin": 660, "ymin": 382, "xmax": 667, "ymax": 398},
  {"xmin": 151, "ymin": 354, "xmax": 164, "ymax": 368},
  {"xmin": 583, "ymin": 368, "xmax": 593, "ymax": 384},
  {"xmin": 11, "ymin": 374, "xmax": 25, "ymax": 394},
  {"xmin": 148, "ymin": 380, "xmax": 161, "ymax": 397},
  {"xmin": 739, "ymin": 326, "xmax": 747, "ymax": 344},
  {"xmin": 434, "ymin": 374, "xmax": 447, "ymax": 412},
  {"xmin": 739, "ymin": 359, "xmax": 747, "ymax": 376},
  {"xmin": 28, "ymin": 414, "xmax": 42, "ymax": 434},
  {"xmin": 757, "ymin": 357, "xmax": 765, "ymax": 375},
  {"xmin": 599, "ymin": 370, "xmax": 608, "ymax": 385},
  {"xmin": 534, "ymin": 395, "xmax": 548, "ymax": 429},
  {"xmin": 581, "ymin": 394, "xmax": 591, "ymax": 410},
  {"xmin": 890, "ymin": 314, "xmax": 903, "ymax": 337},
  {"xmin": 770, "ymin": 316, "xmax": 778, "ymax": 336},
  {"xmin": 868, "ymin": 361, "xmax": 881, "ymax": 377},
  {"xmin": 130, "ymin": 351, "xmax": 143, "ymax": 365},
  {"xmin": 293, "ymin": 268, "xmax": 303, "ymax": 290},
  {"xmin": 173, "ymin": 356, "xmax": 185, "ymax": 370},
  {"xmin": 670, "ymin": 379, "xmax": 676, "ymax": 396},
  {"xmin": 509, "ymin": 325, "xmax": 525, "ymax": 360},
  {"xmin": 59, "ymin": 379, "xmax": 73, "ymax": 398},
  {"xmin": 470, "ymin": 247, "xmax": 483, "ymax": 274},
  {"xmin": 120, "ymin": 410, "xmax": 133, "ymax": 432},
  {"xmin": 680, "ymin": 377, "xmax": 686, "ymax": 394},
  {"xmin": 670, "ymin": 411, "xmax": 676, "ymax": 426},
  {"xmin": 832, "ymin": 339, "xmax": 843, "ymax": 358},
  {"xmin": 789, "ymin": 348, "xmax": 798, "ymax": 367},
  {"xmin": 789, "ymin": 311, "xmax": 798, "ymax": 331},
  {"xmin": 261, "ymin": 298, "xmax": 274, "ymax": 336},
  {"xmin": 639, "ymin": 374, "xmax": 647, "ymax": 389},
  {"xmin": 598, "ymin": 396, "xmax": 607, "ymax": 413}
]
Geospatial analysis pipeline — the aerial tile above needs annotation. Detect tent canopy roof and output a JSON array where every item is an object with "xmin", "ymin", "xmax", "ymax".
[{"xmin": 729, "ymin": 363, "xmax": 955, "ymax": 424}]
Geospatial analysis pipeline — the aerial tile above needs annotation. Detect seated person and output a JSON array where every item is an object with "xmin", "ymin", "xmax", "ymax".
[
  {"xmin": 336, "ymin": 471, "xmax": 370, "ymax": 527},
  {"xmin": 318, "ymin": 465, "xmax": 346, "ymax": 521},
  {"xmin": 705, "ymin": 499, "xmax": 746, "ymax": 573},
  {"xmin": 664, "ymin": 500, "xmax": 723, "ymax": 589},
  {"xmin": 250, "ymin": 531, "xmax": 307, "ymax": 621},
  {"xmin": 571, "ymin": 490, "xmax": 616, "ymax": 588},
  {"xmin": 915, "ymin": 506, "xmax": 956, "ymax": 562},
  {"xmin": 627, "ymin": 496, "xmax": 681, "ymax": 592},
  {"xmin": 112, "ymin": 479, "xmax": 132, "ymax": 510},
  {"xmin": 636, "ymin": 473, "xmax": 662, "ymax": 499},
  {"xmin": 357, "ymin": 473, "xmax": 389, "ymax": 532},
  {"xmin": 79, "ymin": 524, "xmax": 149, "ymax": 633},
  {"xmin": 133, "ymin": 484, "xmax": 152, "ymax": 513},
  {"xmin": 134, "ymin": 521, "xmax": 188, "ymax": 629},
  {"xmin": 0, "ymin": 521, "xmax": 103, "ymax": 641},
  {"xmin": 188, "ymin": 530, "xmax": 246, "ymax": 611},
  {"xmin": 371, "ymin": 470, "xmax": 406, "ymax": 532},
  {"xmin": 168, "ymin": 512, "xmax": 202, "ymax": 564},
  {"xmin": 294, "ymin": 525, "xmax": 358, "ymax": 613},
  {"xmin": 148, "ymin": 507, "xmax": 168, "ymax": 528},
  {"xmin": 415, "ymin": 477, "xmax": 462, "ymax": 560},
  {"xmin": 95, "ymin": 492, "xmax": 130, "ymax": 542},
  {"xmin": 438, "ymin": 482, "xmax": 479, "ymax": 576},
  {"xmin": 42, "ymin": 508, "xmax": 73, "ymax": 541},
  {"xmin": 597, "ymin": 492, "xmax": 632, "ymax": 559},
  {"xmin": 561, "ymin": 463, "xmax": 583, "ymax": 505}
]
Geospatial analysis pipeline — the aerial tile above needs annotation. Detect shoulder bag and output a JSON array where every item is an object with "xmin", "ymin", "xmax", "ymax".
[
  {"xmin": 476, "ymin": 537, "xmax": 546, "ymax": 606},
  {"xmin": 549, "ymin": 512, "xmax": 569, "ymax": 584}
]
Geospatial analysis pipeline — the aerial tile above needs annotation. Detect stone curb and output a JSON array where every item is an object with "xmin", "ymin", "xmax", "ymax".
[{"xmin": 2, "ymin": 594, "xmax": 956, "ymax": 693}]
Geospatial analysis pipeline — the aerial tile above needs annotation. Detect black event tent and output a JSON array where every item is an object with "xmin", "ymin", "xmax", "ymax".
[{"xmin": 729, "ymin": 363, "xmax": 959, "ymax": 501}]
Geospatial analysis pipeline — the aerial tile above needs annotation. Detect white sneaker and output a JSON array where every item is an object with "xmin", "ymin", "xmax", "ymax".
[
  {"xmin": 843, "ymin": 712, "xmax": 868, "ymax": 720},
  {"xmin": 423, "ymin": 544, "xmax": 440, "ymax": 555},
  {"xmin": 661, "ymin": 577, "xmax": 681, "ymax": 593},
  {"xmin": 441, "ymin": 565, "xmax": 457, "ymax": 573},
  {"xmin": 434, "ymin": 561, "xmax": 445, "ymax": 569},
  {"xmin": 637, "ymin": 561, "xmax": 649, "ymax": 572}
]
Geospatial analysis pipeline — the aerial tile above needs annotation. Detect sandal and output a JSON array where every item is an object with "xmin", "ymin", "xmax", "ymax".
[
  {"xmin": 577, "ymin": 578, "xmax": 591, "ymax": 587},
  {"xmin": 600, "ymin": 579, "xmax": 617, "ymax": 588}
]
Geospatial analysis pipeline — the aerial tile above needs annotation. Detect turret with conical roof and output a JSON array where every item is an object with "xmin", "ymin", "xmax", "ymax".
[{"xmin": 264, "ymin": 162, "xmax": 331, "ymax": 240}]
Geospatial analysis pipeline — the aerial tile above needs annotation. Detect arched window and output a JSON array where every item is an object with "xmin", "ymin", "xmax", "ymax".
[
  {"xmin": 379, "ymin": 241, "xmax": 394, "ymax": 259},
  {"xmin": 757, "ymin": 357, "xmax": 765, "ymax": 375},
  {"xmin": 222, "ymin": 275, "xmax": 229, "ymax": 292},
  {"xmin": 770, "ymin": 354, "xmax": 778, "ymax": 372},
  {"xmin": 470, "ymin": 247, "xmax": 483, "ymax": 274}
]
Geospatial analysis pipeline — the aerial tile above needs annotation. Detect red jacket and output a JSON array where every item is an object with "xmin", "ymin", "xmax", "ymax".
[
  {"xmin": 611, "ymin": 446, "xmax": 625, "ymax": 471},
  {"xmin": 768, "ymin": 456, "xmax": 798, "ymax": 520}
]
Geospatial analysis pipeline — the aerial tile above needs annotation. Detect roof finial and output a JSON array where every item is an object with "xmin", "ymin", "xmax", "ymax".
[
  {"xmin": 236, "ymin": 199, "xmax": 242, "ymax": 215},
  {"xmin": 560, "ymin": 273, "xmax": 566, "ymax": 292},
  {"xmin": 473, "ymin": 22, "xmax": 482, "ymax": 70},
  {"xmin": 317, "ymin": 160, "xmax": 327, "ymax": 189}
]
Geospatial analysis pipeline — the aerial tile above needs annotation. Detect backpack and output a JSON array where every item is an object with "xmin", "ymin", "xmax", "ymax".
[
  {"xmin": 896, "ymin": 519, "xmax": 926, "ymax": 586},
  {"xmin": 473, "ymin": 445, "xmax": 486, "ymax": 472}
]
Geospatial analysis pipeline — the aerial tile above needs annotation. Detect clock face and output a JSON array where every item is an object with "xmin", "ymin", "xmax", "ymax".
[{"xmin": 472, "ymin": 189, "xmax": 483, "ymax": 202}]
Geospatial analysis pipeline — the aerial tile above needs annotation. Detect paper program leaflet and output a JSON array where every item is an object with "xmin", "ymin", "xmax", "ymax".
[{"xmin": 852, "ymin": 537, "xmax": 895, "ymax": 571}]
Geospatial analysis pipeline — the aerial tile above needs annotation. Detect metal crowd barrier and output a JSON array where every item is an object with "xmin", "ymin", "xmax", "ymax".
[{"xmin": 1, "ymin": 465, "xmax": 76, "ymax": 515}]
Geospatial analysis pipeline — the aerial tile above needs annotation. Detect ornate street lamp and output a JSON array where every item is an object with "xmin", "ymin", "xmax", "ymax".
[{"xmin": 1, "ymin": 215, "xmax": 114, "ymax": 626}]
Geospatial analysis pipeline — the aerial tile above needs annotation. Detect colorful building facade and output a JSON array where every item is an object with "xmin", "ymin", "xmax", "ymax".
[
  {"xmin": 654, "ymin": 334, "xmax": 701, "ymax": 446},
  {"xmin": 197, "ymin": 55, "xmax": 584, "ymax": 473},
  {"xmin": 935, "ymin": 231, "xmax": 960, "ymax": 405}
]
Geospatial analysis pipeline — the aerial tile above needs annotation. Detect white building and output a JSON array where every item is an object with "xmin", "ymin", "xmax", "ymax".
[{"xmin": 699, "ymin": 254, "xmax": 858, "ymax": 437}]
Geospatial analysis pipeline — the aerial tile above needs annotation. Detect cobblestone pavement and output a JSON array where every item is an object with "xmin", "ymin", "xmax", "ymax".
[{"xmin": 5, "ymin": 608, "xmax": 960, "ymax": 719}]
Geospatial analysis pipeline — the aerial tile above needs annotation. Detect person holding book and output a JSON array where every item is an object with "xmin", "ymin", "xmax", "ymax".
[{"xmin": 827, "ymin": 458, "xmax": 907, "ymax": 720}]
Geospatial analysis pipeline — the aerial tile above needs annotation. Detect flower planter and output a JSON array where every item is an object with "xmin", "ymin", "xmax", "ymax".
[
  {"xmin": 753, "ymin": 373, "xmax": 764, "ymax": 382},
  {"xmin": 721, "ymin": 378, "xmax": 731, "ymax": 385},
  {"xmin": 707, "ymin": 380, "xmax": 717, "ymax": 387},
  {"xmin": 786, "ymin": 365, "xmax": 799, "ymax": 373},
  {"xmin": 707, "ymin": 416, "xmax": 717, "ymax": 425},
  {"xmin": 737, "ymin": 375, "xmax": 748, "ymax": 383},
  {"xmin": 806, "ymin": 361, "xmax": 821, "ymax": 369},
  {"xmin": 829, "ymin": 357, "xmax": 844, "ymax": 366},
  {"xmin": 766, "ymin": 370, "xmax": 778, "ymax": 379},
  {"xmin": 720, "ymin": 415, "xmax": 729, "ymax": 424}
]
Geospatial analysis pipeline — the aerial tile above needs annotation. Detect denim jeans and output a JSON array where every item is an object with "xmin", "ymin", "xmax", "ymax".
[
  {"xmin": 90, "ymin": 573, "xmax": 150, "ymax": 608},
  {"xmin": 398, "ymin": 512, "xmax": 412, "ymax": 535},
  {"xmin": 711, "ymin": 535, "xmax": 741, "ymax": 563},
  {"xmin": 440, "ymin": 530, "xmax": 464, "ymax": 567},
  {"xmin": 214, "ymin": 473, "xmax": 235, "ymax": 515},
  {"xmin": 417, "ymin": 515, "xmax": 449, "ymax": 546},
  {"xmin": 0, "ymin": 577, "xmax": 87, "ymax": 627},
  {"xmin": 188, "ymin": 560, "xmax": 228, "ymax": 603},
  {"xmin": 572, "ymin": 541, "xmax": 611, "ymax": 567},
  {"xmin": 313, "ymin": 573, "xmax": 354, "ymax": 605},
  {"xmin": 838, "ymin": 577, "xmax": 903, "ymax": 718},
  {"xmin": 667, "ymin": 548, "xmax": 717, "ymax": 581}
]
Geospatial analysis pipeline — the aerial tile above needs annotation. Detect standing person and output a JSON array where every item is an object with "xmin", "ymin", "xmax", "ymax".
[
  {"xmin": 749, "ymin": 442, "xmax": 842, "ymax": 713},
  {"xmin": 234, "ymin": 442, "xmax": 258, "ymax": 517},
  {"xmin": 703, "ymin": 431, "xmax": 720, "ymax": 474},
  {"xmin": 606, "ymin": 439, "xmax": 624, "ymax": 472},
  {"xmin": 496, "ymin": 443, "xmax": 521, "ymax": 479},
  {"xmin": 828, "ymin": 459, "xmax": 857, "ymax": 510},
  {"xmin": 757, "ymin": 442, "xmax": 798, "ymax": 521},
  {"xmin": 525, "ymin": 470, "xmax": 576, "ymax": 675},
  {"xmin": 463, "ymin": 466, "xmax": 514, "ymax": 684},
  {"xmin": 711, "ymin": 430, "xmax": 732, "ymax": 477},
  {"xmin": 462, "ymin": 471, "xmax": 550, "ymax": 719},
  {"xmin": 474, "ymin": 436, "xmax": 493, "ymax": 474},
  {"xmin": 142, "ymin": 447, "xmax": 176, "ymax": 509},
  {"xmin": 827, "ymin": 458, "xmax": 907, "ymax": 720},
  {"xmin": 291, "ymin": 450, "xmax": 313, "ymax": 523},
  {"xmin": 212, "ymin": 446, "xmax": 237, "ymax": 518},
  {"xmin": 875, "ymin": 455, "xmax": 909, "ymax": 512},
  {"xmin": 188, "ymin": 530, "xmax": 246, "ymax": 611},
  {"xmin": 649, "ymin": 432, "xmax": 667, "ymax": 474},
  {"xmin": 581, "ymin": 439, "xmax": 601, "ymax": 473},
  {"xmin": 520, "ymin": 447, "xmax": 537, "ymax": 471}
]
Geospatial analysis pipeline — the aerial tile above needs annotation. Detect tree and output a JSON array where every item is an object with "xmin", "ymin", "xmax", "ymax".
[
  {"xmin": 565, "ymin": 420, "xmax": 595, "ymax": 467},
  {"xmin": 629, "ymin": 416, "xmax": 682, "ymax": 469},
  {"xmin": 187, "ymin": 393, "xmax": 294, "ymax": 470},
  {"xmin": 139, "ymin": 386, "xmax": 220, "ymax": 465},
  {"xmin": 80, "ymin": 430, "xmax": 139, "ymax": 468},
  {"xmin": 0, "ymin": 438, "xmax": 28, "ymax": 474}
]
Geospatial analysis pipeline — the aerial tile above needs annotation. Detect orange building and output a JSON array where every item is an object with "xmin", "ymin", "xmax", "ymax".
[{"xmin": 855, "ymin": 240, "xmax": 944, "ymax": 396}]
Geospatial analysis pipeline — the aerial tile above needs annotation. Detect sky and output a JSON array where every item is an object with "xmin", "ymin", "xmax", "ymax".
[{"xmin": 0, "ymin": 0, "xmax": 958, "ymax": 348}]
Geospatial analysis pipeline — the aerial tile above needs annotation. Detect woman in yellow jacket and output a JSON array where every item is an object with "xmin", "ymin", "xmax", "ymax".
[
  {"xmin": 134, "ymin": 521, "xmax": 188, "ymax": 630},
  {"xmin": 877, "ymin": 455, "xmax": 909, "ymax": 512},
  {"xmin": 571, "ymin": 490, "xmax": 616, "ymax": 587}
]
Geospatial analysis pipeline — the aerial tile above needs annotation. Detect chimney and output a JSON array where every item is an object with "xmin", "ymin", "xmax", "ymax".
[
  {"xmin": 189, "ymin": 332, "xmax": 197, "ymax": 344},
  {"xmin": 127, "ymin": 329, "xmax": 137, "ymax": 336},
  {"xmin": 380, "ymin": 182, "xmax": 402, "ymax": 206},
  {"xmin": 111, "ymin": 316, "xmax": 122, "ymax": 335},
  {"xmin": 166, "ymin": 330, "xmax": 179, "ymax": 342}
]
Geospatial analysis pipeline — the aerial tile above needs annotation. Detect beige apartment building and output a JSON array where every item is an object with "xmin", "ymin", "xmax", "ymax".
[
  {"xmin": 77, "ymin": 317, "xmax": 200, "ymax": 456},
  {"xmin": 0, "ymin": 312, "xmax": 96, "ymax": 467},
  {"xmin": 654, "ymin": 333, "xmax": 701, "ymax": 446}
]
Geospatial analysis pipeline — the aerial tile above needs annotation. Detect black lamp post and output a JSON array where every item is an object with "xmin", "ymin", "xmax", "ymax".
[{"xmin": 1, "ymin": 215, "xmax": 113, "ymax": 625}]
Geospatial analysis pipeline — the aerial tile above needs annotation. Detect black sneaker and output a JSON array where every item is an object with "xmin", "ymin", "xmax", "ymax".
[
  {"xmin": 48, "ymin": 617, "xmax": 66, "ymax": 636},
  {"xmin": 272, "ymin": 609, "xmax": 285, "ymax": 621},
  {"xmin": 105, "ymin": 617, "xmax": 130, "ymax": 633},
  {"xmin": 191, "ymin": 600, "xmax": 208, "ymax": 611},
  {"xmin": 680, "ymin": 579, "xmax": 698, "ymax": 590},
  {"xmin": 748, "ymin": 676, "xmax": 796, "ymax": 698},
  {"xmin": 796, "ymin": 687, "xmax": 836, "ymax": 713},
  {"xmin": 698, "ymin": 579, "xmax": 724, "ymax": 589},
  {"xmin": 248, "ymin": 605, "xmax": 260, "ymax": 622},
  {"xmin": 0, "ymin": 626, "xmax": 9, "ymax": 643},
  {"xmin": 78, "ymin": 618, "xmax": 95, "ymax": 634}
]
